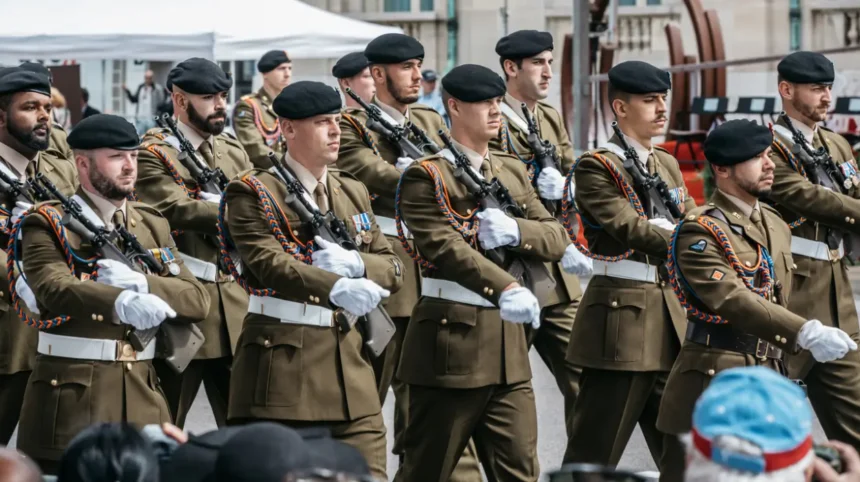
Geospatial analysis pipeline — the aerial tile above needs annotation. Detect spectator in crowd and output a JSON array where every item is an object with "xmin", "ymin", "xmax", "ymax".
[
  {"xmin": 0, "ymin": 448, "xmax": 42, "ymax": 482},
  {"xmin": 122, "ymin": 69, "xmax": 167, "ymax": 135},
  {"xmin": 417, "ymin": 68, "xmax": 448, "ymax": 126},
  {"xmin": 80, "ymin": 88, "xmax": 100, "ymax": 119},
  {"xmin": 50, "ymin": 86, "xmax": 71, "ymax": 131},
  {"xmin": 56, "ymin": 423, "xmax": 159, "ymax": 482}
]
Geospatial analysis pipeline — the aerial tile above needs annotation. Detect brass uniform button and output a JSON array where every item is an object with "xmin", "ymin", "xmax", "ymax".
[
  {"xmin": 91, "ymin": 314, "xmax": 98, "ymax": 321},
  {"xmin": 122, "ymin": 344, "xmax": 134, "ymax": 357},
  {"xmin": 263, "ymin": 339, "xmax": 272, "ymax": 347},
  {"xmin": 488, "ymin": 289, "xmax": 494, "ymax": 296},
  {"xmin": 97, "ymin": 315, "xmax": 104, "ymax": 322},
  {"xmin": 707, "ymin": 369, "xmax": 715, "ymax": 376},
  {"xmin": 611, "ymin": 301, "xmax": 618, "ymax": 308},
  {"xmin": 440, "ymin": 318, "xmax": 448, "ymax": 325},
  {"xmin": 131, "ymin": 219, "xmax": 137, "ymax": 227},
  {"xmin": 50, "ymin": 379, "xmax": 58, "ymax": 387},
  {"xmin": 126, "ymin": 362, "xmax": 133, "ymax": 371},
  {"xmin": 483, "ymin": 287, "xmax": 489, "ymax": 294}
]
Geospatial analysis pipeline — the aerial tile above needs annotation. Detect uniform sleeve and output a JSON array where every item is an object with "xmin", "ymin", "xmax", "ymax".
[
  {"xmin": 509, "ymin": 172, "xmax": 569, "ymax": 261},
  {"xmin": 226, "ymin": 179, "xmax": 343, "ymax": 306},
  {"xmin": 768, "ymin": 149, "xmax": 860, "ymax": 233},
  {"xmin": 574, "ymin": 155, "xmax": 671, "ymax": 257},
  {"xmin": 337, "ymin": 115, "xmax": 403, "ymax": 198},
  {"xmin": 136, "ymin": 145, "xmax": 220, "ymax": 236},
  {"xmin": 355, "ymin": 188, "xmax": 403, "ymax": 293},
  {"xmin": 552, "ymin": 109, "xmax": 576, "ymax": 173},
  {"xmin": 676, "ymin": 221, "xmax": 806, "ymax": 348},
  {"xmin": 232, "ymin": 100, "xmax": 273, "ymax": 169},
  {"xmin": 399, "ymin": 165, "xmax": 516, "ymax": 305}
]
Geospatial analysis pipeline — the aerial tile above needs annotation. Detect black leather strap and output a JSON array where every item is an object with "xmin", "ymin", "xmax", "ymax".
[{"xmin": 686, "ymin": 321, "xmax": 783, "ymax": 360}]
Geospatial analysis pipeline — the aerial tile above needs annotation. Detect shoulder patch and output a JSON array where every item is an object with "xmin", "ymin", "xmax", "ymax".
[
  {"xmin": 689, "ymin": 239, "xmax": 707, "ymax": 253},
  {"xmin": 710, "ymin": 269, "xmax": 726, "ymax": 281}
]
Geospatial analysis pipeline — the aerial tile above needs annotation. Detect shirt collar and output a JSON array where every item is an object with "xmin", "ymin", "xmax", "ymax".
[
  {"xmin": 177, "ymin": 120, "xmax": 214, "ymax": 152},
  {"xmin": 452, "ymin": 140, "xmax": 488, "ymax": 174},
  {"xmin": 623, "ymin": 134, "xmax": 654, "ymax": 168},
  {"xmin": 0, "ymin": 141, "xmax": 38, "ymax": 180},
  {"xmin": 504, "ymin": 92, "xmax": 536, "ymax": 125},
  {"xmin": 787, "ymin": 115, "xmax": 818, "ymax": 145},
  {"xmin": 375, "ymin": 98, "xmax": 409, "ymax": 125},
  {"xmin": 80, "ymin": 187, "xmax": 127, "ymax": 229},
  {"xmin": 720, "ymin": 190, "xmax": 760, "ymax": 218},
  {"xmin": 284, "ymin": 152, "xmax": 328, "ymax": 196}
]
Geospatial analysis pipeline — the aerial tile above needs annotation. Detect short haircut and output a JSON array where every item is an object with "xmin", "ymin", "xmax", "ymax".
[
  {"xmin": 499, "ymin": 57, "xmax": 524, "ymax": 81},
  {"xmin": 0, "ymin": 93, "xmax": 12, "ymax": 112},
  {"xmin": 81, "ymin": 88, "xmax": 89, "ymax": 103},
  {"xmin": 57, "ymin": 423, "xmax": 159, "ymax": 482},
  {"xmin": 607, "ymin": 83, "xmax": 630, "ymax": 116},
  {"xmin": 441, "ymin": 88, "xmax": 452, "ymax": 117}
]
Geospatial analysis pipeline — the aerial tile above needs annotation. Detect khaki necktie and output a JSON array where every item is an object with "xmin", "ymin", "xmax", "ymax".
[
  {"xmin": 111, "ymin": 209, "xmax": 126, "ymax": 231},
  {"xmin": 314, "ymin": 183, "xmax": 329, "ymax": 214},
  {"xmin": 749, "ymin": 208, "xmax": 769, "ymax": 245},
  {"xmin": 198, "ymin": 141, "xmax": 215, "ymax": 167},
  {"xmin": 480, "ymin": 160, "xmax": 492, "ymax": 180}
]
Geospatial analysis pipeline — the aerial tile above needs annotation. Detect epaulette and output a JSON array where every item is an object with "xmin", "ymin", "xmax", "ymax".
[
  {"xmin": 52, "ymin": 122, "xmax": 66, "ymax": 132},
  {"xmin": 220, "ymin": 130, "xmax": 238, "ymax": 142},
  {"xmin": 410, "ymin": 103, "xmax": 436, "ymax": 112},
  {"xmin": 342, "ymin": 107, "xmax": 366, "ymax": 117},
  {"xmin": 330, "ymin": 168, "xmax": 359, "ymax": 182},
  {"xmin": 760, "ymin": 202, "xmax": 784, "ymax": 219},
  {"xmin": 654, "ymin": 145, "xmax": 671, "ymax": 154},
  {"xmin": 819, "ymin": 124, "xmax": 834, "ymax": 133},
  {"xmin": 129, "ymin": 201, "xmax": 165, "ymax": 218},
  {"xmin": 239, "ymin": 93, "xmax": 255, "ymax": 102}
]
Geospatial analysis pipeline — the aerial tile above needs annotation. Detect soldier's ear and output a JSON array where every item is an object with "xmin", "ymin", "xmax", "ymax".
[
  {"xmin": 778, "ymin": 81, "xmax": 794, "ymax": 101},
  {"xmin": 279, "ymin": 118, "xmax": 295, "ymax": 138}
]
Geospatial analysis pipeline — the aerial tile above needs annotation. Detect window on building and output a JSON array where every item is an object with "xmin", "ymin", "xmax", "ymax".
[
  {"xmin": 111, "ymin": 60, "xmax": 126, "ymax": 114},
  {"xmin": 384, "ymin": 0, "xmax": 410, "ymax": 12},
  {"xmin": 789, "ymin": 0, "xmax": 802, "ymax": 50},
  {"xmin": 618, "ymin": 0, "xmax": 636, "ymax": 5},
  {"xmin": 646, "ymin": 0, "xmax": 662, "ymax": 5},
  {"xmin": 421, "ymin": 0, "xmax": 433, "ymax": 11}
]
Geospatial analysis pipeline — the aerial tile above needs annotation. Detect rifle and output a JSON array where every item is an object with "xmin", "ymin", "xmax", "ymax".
[
  {"xmin": 439, "ymin": 131, "xmax": 556, "ymax": 304},
  {"xmin": 155, "ymin": 114, "xmax": 230, "ymax": 194},
  {"xmin": 520, "ymin": 103, "xmax": 561, "ymax": 213},
  {"xmin": 343, "ymin": 88, "xmax": 428, "ymax": 159},
  {"xmin": 36, "ymin": 173, "xmax": 203, "ymax": 373},
  {"xmin": 267, "ymin": 152, "xmax": 396, "ymax": 357},
  {"xmin": 0, "ymin": 167, "xmax": 36, "ymax": 206},
  {"xmin": 611, "ymin": 122, "xmax": 682, "ymax": 222}
]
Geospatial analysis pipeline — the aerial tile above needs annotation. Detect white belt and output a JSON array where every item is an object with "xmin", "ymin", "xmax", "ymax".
[
  {"xmin": 37, "ymin": 332, "xmax": 156, "ymax": 361},
  {"xmin": 179, "ymin": 252, "xmax": 219, "ymax": 282},
  {"xmin": 377, "ymin": 216, "xmax": 411, "ymax": 239},
  {"xmin": 421, "ymin": 278, "xmax": 495, "ymax": 308},
  {"xmin": 592, "ymin": 259, "xmax": 658, "ymax": 283},
  {"xmin": 248, "ymin": 295, "xmax": 334, "ymax": 327},
  {"xmin": 791, "ymin": 236, "xmax": 844, "ymax": 261}
]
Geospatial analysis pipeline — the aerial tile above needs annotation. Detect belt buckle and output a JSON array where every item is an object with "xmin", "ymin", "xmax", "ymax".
[
  {"xmin": 830, "ymin": 249, "xmax": 841, "ymax": 263},
  {"xmin": 116, "ymin": 342, "xmax": 138, "ymax": 362},
  {"xmin": 754, "ymin": 339, "xmax": 769, "ymax": 361}
]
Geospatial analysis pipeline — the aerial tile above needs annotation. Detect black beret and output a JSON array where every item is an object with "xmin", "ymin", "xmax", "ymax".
[
  {"xmin": 704, "ymin": 119, "xmax": 773, "ymax": 167},
  {"xmin": 67, "ymin": 114, "xmax": 140, "ymax": 150},
  {"xmin": 364, "ymin": 33, "xmax": 424, "ymax": 64},
  {"xmin": 162, "ymin": 427, "xmax": 243, "ymax": 482},
  {"xmin": 214, "ymin": 423, "xmax": 319, "ymax": 482},
  {"xmin": 257, "ymin": 50, "xmax": 291, "ymax": 74},
  {"xmin": 608, "ymin": 60, "xmax": 671, "ymax": 94},
  {"xmin": 167, "ymin": 58, "xmax": 232, "ymax": 94},
  {"xmin": 18, "ymin": 62, "xmax": 52, "ymax": 83},
  {"xmin": 273, "ymin": 81, "xmax": 342, "ymax": 119},
  {"xmin": 0, "ymin": 69, "xmax": 51, "ymax": 97},
  {"xmin": 332, "ymin": 52, "xmax": 370, "ymax": 79},
  {"xmin": 442, "ymin": 64, "xmax": 506, "ymax": 102},
  {"xmin": 778, "ymin": 51, "xmax": 834, "ymax": 84},
  {"xmin": 495, "ymin": 30, "xmax": 554, "ymax": 59}
]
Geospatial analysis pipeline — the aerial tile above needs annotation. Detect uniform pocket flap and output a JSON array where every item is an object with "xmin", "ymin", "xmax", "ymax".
[
  {"xmin": 676, "ymin": 347, "xmax": 746, "ymax": 375},
  {"xmin": 414, "ymin": 298, "xmax": 479, "ymax": 327},
  {"xmin": 31, "ymin": 361, "xmax": 94, "ymax": 387},
  {"xmin": 588, "ymin": 287, "xmax": 647, "ymax": 310},
  {"xmin": 241, "ymin": 324, "xmax": 304, "ymax": 349}
]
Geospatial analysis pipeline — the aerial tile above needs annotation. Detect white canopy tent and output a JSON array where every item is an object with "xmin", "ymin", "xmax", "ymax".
[{"xmin": 0, "ymin": 0, "xmax": 400, "ymax": 63}]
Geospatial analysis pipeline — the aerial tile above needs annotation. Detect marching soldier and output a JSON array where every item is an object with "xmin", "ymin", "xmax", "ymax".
[
  {"xmin": 489, "ymin": 29, "xmax": 591, "ymax": 436},
  {"xmin": 15, "ymin": 114, "xmax": 210, "ymax": 472},
  {"xmin": 16, "ymin": 62, "xmax": 73, "ymax": 163},
  {"xmin": 223, "ymin": 80, "xmax": 402, "ymax": 481},
  {"xmin": 336, "ymin": 32, "xmax": 475, "ymax": 476},
  {"xmin": 0, "ymin": 68, "xmax": 78, "ymax": 445},
  {"xmin": 656, "ymin": 119, "xmax": 857, "ymax": 480},
  {"xmin": 564, "ymin": 61, "xmax": 694, "ymax": 466},
  {"xmin": 394, "ymin": 64, "xmax": 569, "ymax": 482},
  {"xmin": 767, "ymin": 51, "xmax": 860, "ymax": 451},
  {"xmin": 332, "ymin": 52, "xmax": 374, "ymax": 110},
  {"xmin": 136, "ymin": 58, "xmax": 251, "ymax": 428},
  {"xmin": 232, "ymin": 50, "xmax": 292, "ymax": 169}
]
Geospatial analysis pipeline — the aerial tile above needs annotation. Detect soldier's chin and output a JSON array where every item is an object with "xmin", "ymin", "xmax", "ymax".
[{"xmin": 207, "ymin": 119, "xmax": 226, "ymax": 135}]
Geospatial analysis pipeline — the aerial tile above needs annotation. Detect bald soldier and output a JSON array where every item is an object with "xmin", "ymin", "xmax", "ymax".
[
  {"xmin": 395, "ymin": 64, "xmax": 569, "ymax": 482},
  {"xmin": 15, "ymin": 114, "xmax": 210, "ymax": 472},
  {"xmin": 767, "ymin": 51, "xmax": 860, "ymax": 451},
  {"xmin": 0, "ymin": 69, "xmax": 78, "ymax": 445},
  {"xmin": 489, "ymin": 29, "xmax": 591, "ymax": 438},
  {"xmin": 564, "ymin": 61, "xmax": 694, "ymax": 467},
  {"xmin": 332, "ymin": 52, "xmax": 374, "ymax": 110},
  {"xmin": 232, "ymin": 50, "xmax": 292, "ymax": 169},
  {"xmin": 656, "ymin": 120, "xmax": 857, "ymax": 480},
  {"xmin": 136, "ymin": 58, "xmax": 252, "ymax": 428},
  {"xmin": 223, "ymin": 81, "xmax": 402, "ymax": 480}
]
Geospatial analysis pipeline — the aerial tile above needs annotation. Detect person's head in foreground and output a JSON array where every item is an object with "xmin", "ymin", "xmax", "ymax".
[
  {"xmin": 56, "ymin": 423, "xmax": 159, "ymax": 482},
  {"xmin": 0, "ymin": 448, "xmax": 42, "ymax": 482}
]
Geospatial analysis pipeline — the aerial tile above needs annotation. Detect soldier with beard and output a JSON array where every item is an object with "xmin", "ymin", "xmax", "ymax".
[
  {"xmin": 15, "ymin": 62, "xmax": 74, "ymax": 163},
  {"xmin": 0, "ymin": 68, "xmax": 78, "ymax": 445},
  {"xmin": 136, "ymin": 58, "xmax": 251, "ymax": 428}
]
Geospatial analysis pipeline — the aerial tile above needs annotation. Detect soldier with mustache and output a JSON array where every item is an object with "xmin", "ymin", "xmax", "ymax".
[{"xmin": 135, "ymin": 58, "xmax": 252, "ymax": 429}]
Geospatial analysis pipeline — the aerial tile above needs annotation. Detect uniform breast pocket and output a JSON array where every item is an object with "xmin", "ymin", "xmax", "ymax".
[
  {"xmin": 580, "ymin": 286, "xmax": 647, "ymax": 362},
  {"xmin": 27, "ymin": 360, "xmax": 93, "ymax": 449},
  {"xmin": 413, "ymin": 299, "xmax": 480, "ymax": 376},
  {"xmin": 234, "ymin": 324, "xmax": 304, "ymax": 408},
  {"xmin": 779, "ymin": 252, "xmax": 794, "ymax": 302}
]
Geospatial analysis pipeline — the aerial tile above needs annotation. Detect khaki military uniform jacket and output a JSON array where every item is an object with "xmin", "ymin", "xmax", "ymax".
[
  {"xmin": 489, "ymin": 96, "xmax": 582, "ymax": 307},
  {"xmin": 224, "ymin": 168, "xmax": 403, "ymax": 422},
  {"xmin": 0, "ymin": 152, "xmax": 78, "ymax": 377},
  {"xmin": 396, "ymin": 150, "xmax": 569, "ymax": 389},
  {"xmin": 657, "ymin": 190, "xmax": 804, "ymax": 434},
  {"xmin": 43, "ymin": 123, "xmax": 74, "ymax": 163},
  {"xmin": 768, "ymin": 119, "xmax": 860, "ymax": 376},
  {"xmin": 567, "ymin": 137, "xmax": 694, "ymax": 372},
  {"xmin": 137, "ymin": 127, "xmax": 252, "ymax": 358},
  {"xmin": 232, "ymin": 88, "xmax": 285, "ymax": 169},
  {"xmin": 337, "ymin": 99, "xmax": 447, "ymax": 318},
  {"xmin": 16, "ymin": 189, "xmax": 210, "ymax": 461}
]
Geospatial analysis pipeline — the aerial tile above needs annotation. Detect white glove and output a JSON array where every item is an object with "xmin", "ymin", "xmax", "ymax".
[
  {"xmin": 95, "ymin": 259, "xmax": 149, "ymax": 293},
  {"xmin": 10, "ymin": 201, "xmax": 33, "ymax": 226},
  {"xmin": 498, "ymin": 286, "xmax": 541, "ymax": 329},
  {"xmin": 536, "ymin": 167, "xmax": 565, "ymax": 201},
  {"xmin": 198, "ymin": 192, "xmax": 222, "ymax": 205},
  {"xmin": 15, "ymin": 276, "xmax": 39, "ymax": 314},
  {"xmin": 649, "ymin": 217, "xmax": 675, "ymax": 231},
  {"xmin": 798, "ymin": 319, "xmax": 858, "ymax": 363},
  {"xmin": 329, "ymin": 278, "xmax": 390, "ymax": 317},
  {"xmin": 561, "ymin": 244, "xmax": 593, "ymax": 276},
  {"xmin": 312, "ymin": 236, "xmax": 365, "ymax": 278},
  {"xmin": 476, "ymin": 208, "xmax": 521, "ymax": 250},
  {"xmin": 567, "ymin": 178, "xmax": 576, "ymax": 201},
  {"xmin": 114, "ymin": 291, "xmax": 176, "ymax": 330},
  {"xmin": 396, "ymin": 157, "xmax": 416, "ymax": 171}
]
